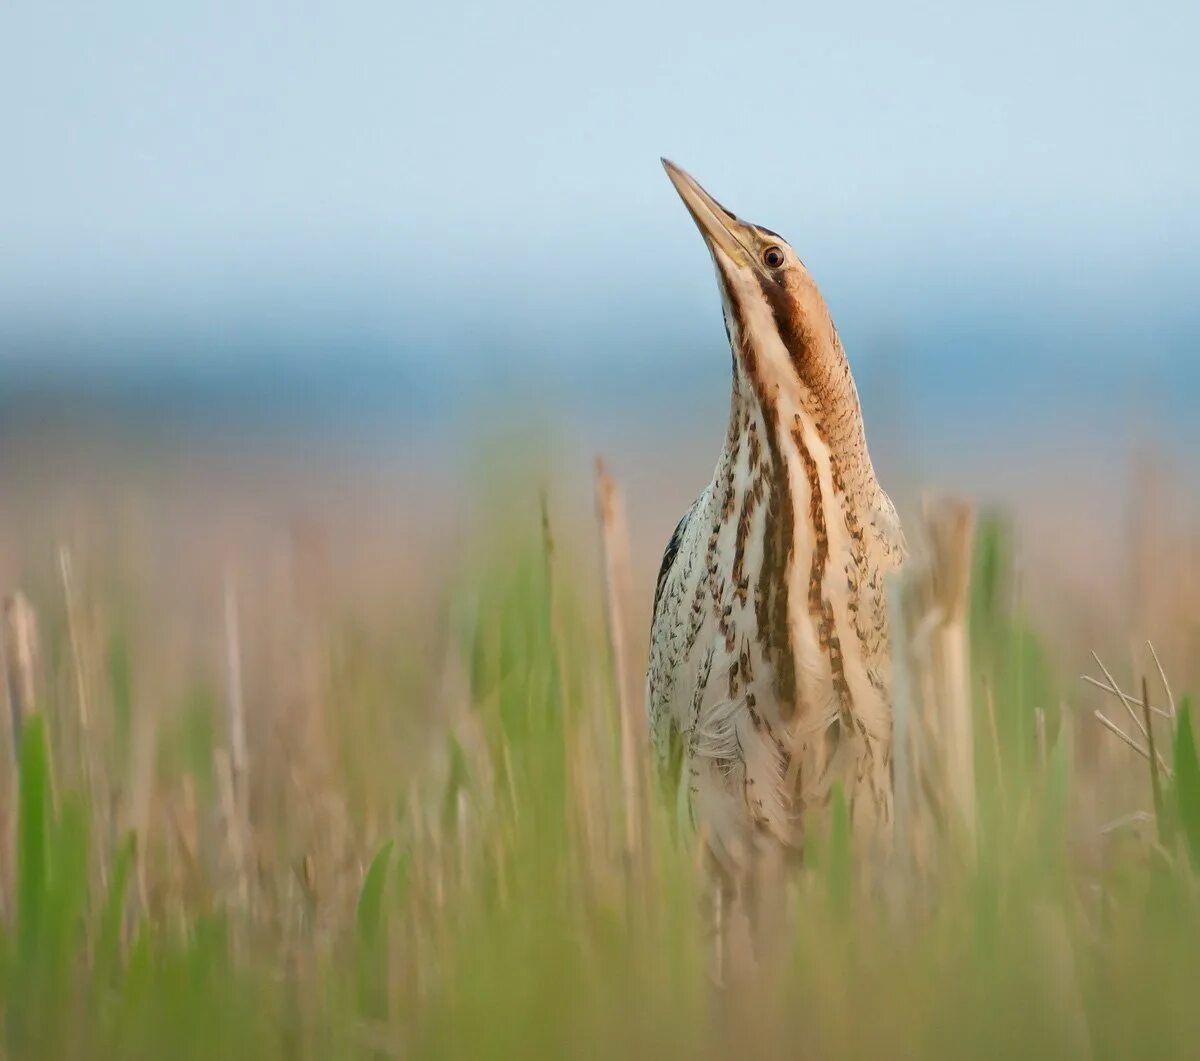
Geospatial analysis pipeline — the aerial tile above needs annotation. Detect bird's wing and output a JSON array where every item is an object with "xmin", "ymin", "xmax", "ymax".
[
  {"xmin": 647, "ymin": 503, "xmax": 700, "ymax": 782},
  {"xmin": 650, "ymin": 506, "xmax": 693, "ymax": 622},
  {"xmin": 870, "ymin": 487, "xmax": 908, "ymax": 569}
]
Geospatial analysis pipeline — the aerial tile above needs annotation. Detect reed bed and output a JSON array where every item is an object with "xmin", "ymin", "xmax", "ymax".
[{"xmin": 1, "ymin": 441, "xmax": 1199, "ymax": 1060}]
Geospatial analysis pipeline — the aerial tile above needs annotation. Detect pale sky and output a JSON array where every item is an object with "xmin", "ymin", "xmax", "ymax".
[{"xmin": 2, "ymin": 0, "xmax": 1198, "ymax": 361}]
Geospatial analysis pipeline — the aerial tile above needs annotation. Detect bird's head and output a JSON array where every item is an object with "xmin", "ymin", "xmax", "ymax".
[{"xmin": 662, "ymin": 158, "xmax": 845, "ymax": 407}]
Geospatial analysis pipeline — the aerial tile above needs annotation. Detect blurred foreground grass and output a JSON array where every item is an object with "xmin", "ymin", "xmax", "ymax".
[{"xmin": 2, "ymin": 484, "xmax": 1200, "ymax": 1060}]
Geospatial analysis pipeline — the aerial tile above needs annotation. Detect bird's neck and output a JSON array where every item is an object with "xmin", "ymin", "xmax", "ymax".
[
  {"xmin": 705, "ymin": 330, "xmax": 898, "ymax": 737},
  {"xmin": 724, "ymin": 333, "xmax": 882, "ymax": 515}
]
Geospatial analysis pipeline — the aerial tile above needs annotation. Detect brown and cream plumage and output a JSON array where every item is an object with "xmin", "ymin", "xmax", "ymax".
[{"xmin": 646, "ymin": 161, "xmax": 906, "ymax": 915}]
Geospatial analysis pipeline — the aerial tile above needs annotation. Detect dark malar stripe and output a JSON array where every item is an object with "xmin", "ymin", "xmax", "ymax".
[{"xmin": 755, "ymin": 274, "xmax": 817, "ymax": 382}]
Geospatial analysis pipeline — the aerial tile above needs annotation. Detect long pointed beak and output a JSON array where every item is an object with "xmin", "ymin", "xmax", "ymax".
[{"xmin": 661, "ymin": 158, "xmax": 754, "ymax": 269}]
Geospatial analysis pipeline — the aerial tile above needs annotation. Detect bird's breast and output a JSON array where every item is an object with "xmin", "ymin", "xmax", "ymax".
[{"xmin": 726, "ymin": 394, "xmax": 893, "ymax": 743}]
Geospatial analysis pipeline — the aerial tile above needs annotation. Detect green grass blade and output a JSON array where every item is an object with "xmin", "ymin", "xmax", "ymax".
[
  {"xmin": 357, "ymin": 841, "xmax": 394, "ymax": 1021},
  {"xmin": 357, "ymin": 841, "xmax": 394, "ymax": 942},
  {"xmin": 1173, "ymin": 697, "xmax": 1200, "ymax": 863},
  {"xmin": 16, "ymin": 713, "xmax": 50, "ymax": 967},
  {"xmin": 98, "ymin": 833, "xmax": 137, "ymax": 985}
]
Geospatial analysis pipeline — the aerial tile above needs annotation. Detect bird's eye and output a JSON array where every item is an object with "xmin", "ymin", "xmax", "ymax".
[{"xmin": 762, "ymin": 245, "xmax": 785, "ymax": 269}]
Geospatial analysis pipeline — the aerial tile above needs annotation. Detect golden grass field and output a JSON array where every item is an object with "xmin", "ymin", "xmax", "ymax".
[{"xmin": 2, "ymin": 417, "xmax": 1200, "ymax": 1059}]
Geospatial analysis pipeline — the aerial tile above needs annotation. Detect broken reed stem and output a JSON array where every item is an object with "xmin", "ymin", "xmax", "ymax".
[
  {"xmin": 1147, "ymin": 640, "xmax": 1176, "ymax": 719},
  {"xmin": 1090, "ymin": 651, "xmax": 1152, "ymax": 741},
  {"xmin": 1092, "ymin": 710, "xmax": 1152, "ymax": 763},
  {"xmin": 1087, "ymin": 653, "xmax": 1171, "ymax": 776},
  {"xmin": 594, "ymin": 459, "xmax": 645, "ymax": 866},
  {"xmin": 1080, "ymin": 675, "xmax": 1171, "ymax": 718}
]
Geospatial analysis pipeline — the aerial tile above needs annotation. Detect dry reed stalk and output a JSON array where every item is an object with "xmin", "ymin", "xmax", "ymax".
[
  {"xmin": 215, "ymin": 745, "xmax": 251, "ymax": 915},
  {"xmin": 178, "ymin": 773, "xmax": 202, "ymax": 884},
  {"xmin": 166, "ymin": 777, "xmax": 206, "ymax": 907},
  {"xmin": 1, "ymin": 591, "xmax": 41, "ymax": 922},
  {"xmin": 58, "ymin": 547, "xmax": 92, "ymax": 735},
  {"xmin": 58, "ymin": 546, "xmax": 107, "ymax": 885},
  {"xmin": 224, "ymin": 574, "xmax": 250, "ymax": 819},
  {"xmin": 1086, "ymin": 652, "xmax": 1171, "ymax": 777},
  {"xmin": 221, "ymin": 570, "xmax": 263, "ymax": 921},
  {"xmin": 893, "ymin": 496, "xmax": 976, "ymax": 868},
  {"xmin": 3, "ymin": 590, "xmax": 61, "ymax": 813},
  {"xmin": 1091, "ymin": 652, "xmax": 1151, "ymax": 742},
  {"xmin": 1091, "ymin": 710, "xmax": 1151, "ymax": 762},
  {"xmin": 1080, "ymin": 676, "xmax": 1171, "ymax": 718},
  {"xmin": 286, "ymin": 519, "xmax": 354, "ymax": 923},
  {"xmin": 1147, "ymin": 640, "xmax": 1176, "ymax": 719},
  {"xmin": 3, "ymin": 591, "xmax": 39, "ymax": 756},
  {"xmin": 594, "ymin": 459, "xmax": 645, "ymax": 866}
]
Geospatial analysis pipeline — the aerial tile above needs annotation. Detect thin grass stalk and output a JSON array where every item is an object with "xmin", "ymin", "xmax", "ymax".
[
  {"xmin": 1091, "ymin": 651, "xmax": 1150, "ymax": 741},
  {"xmin": 1141, "ymin": 675, "xmax": 1166, "ymax": 841},
  {"xmin": 221, "ymin": 569, "xmax": 261, "ymax": 924},
  {"xmin": 1088, "ymin": 652, "xmax": 1171, "ymax": 775},
  {"xmin": 1147, "ymin": 640, "xmax": 1176, "ymax": 719},
  {"xmin": 215, "ymin": 745, "xmax": 251, "ymax": 926},
  {"xmin": 1080, "ymin": 675, "xmax": 1171, "ymax": 718},
  {"xmin": 594, "ymin": 459, "xmax": 646, "ymax": 868},
  {"xmin": 1091, "ymin": 710, "xmax": 1151, "ymax": 761},
  {"xmin": 224, "ymin": 573, "xmax": 250, "ymax": 819},
  {"xmin": 539, "ymin": 487, "xmax": 575, "ymax": 745},
  {"xmin": 58, "ymin": 546, "xmax": 103, "ymax": 883},
  {"xmin": 983, "ymin": 678, "xmax": 1006, "ymax": 804}
]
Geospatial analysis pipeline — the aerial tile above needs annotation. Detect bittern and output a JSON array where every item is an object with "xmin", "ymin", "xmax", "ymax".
[{"xmin": 646, "ymin": 161, "xmax": 906, "ymax": 936}]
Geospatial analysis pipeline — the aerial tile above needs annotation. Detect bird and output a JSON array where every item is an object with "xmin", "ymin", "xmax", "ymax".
[{"xmin": 646, "ymin": 160, "xmax": 906, "ymax": 945}]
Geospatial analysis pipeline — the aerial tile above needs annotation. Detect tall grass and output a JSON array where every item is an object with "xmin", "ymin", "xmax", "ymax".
[{"xmin": 2, "ymin": 482, "xmax": 1199, "ymax": 1059}]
